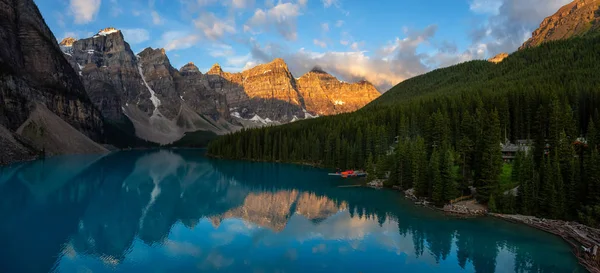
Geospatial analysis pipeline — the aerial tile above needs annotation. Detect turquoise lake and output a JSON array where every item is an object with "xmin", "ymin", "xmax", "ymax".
[{"xmin": 0, "ymin": 149, "xmax": 586, "ymax": 273}]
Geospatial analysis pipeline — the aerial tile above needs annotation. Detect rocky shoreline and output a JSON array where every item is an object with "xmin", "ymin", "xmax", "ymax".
[
  {"xmin": 492, "ymin": 214, "xmax": 600, "ymax": 273},
  {"xmin": 369, "ymin": 185, "xmax": 600, "ymax": 272}
]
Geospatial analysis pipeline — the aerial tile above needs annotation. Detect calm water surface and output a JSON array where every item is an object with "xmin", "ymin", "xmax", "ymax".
[{"xmin": 0, "ymin": 149, "xmax": 586, "ymax": 273}]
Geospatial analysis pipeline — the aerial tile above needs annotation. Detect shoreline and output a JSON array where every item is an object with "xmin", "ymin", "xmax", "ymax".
[
  {"xmin": 360, "ymin": 183, "xmax": 600, "ymax": 272},
  {"xmin": 491, "ymin": 214, "xmax": 600, "ymax": 273}
]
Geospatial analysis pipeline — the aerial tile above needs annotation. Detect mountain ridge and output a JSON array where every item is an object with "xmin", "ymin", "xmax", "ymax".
[
  {"xmin": 0, "ymin": 0, "xmax": 107, "ymax": 164},
  {"xmin": 61, "ymin": 30, "xmax": 380, "ymax": 139},
  {"xmin": 520, "ymin": 0, "xmax": 600, "ymax": 49}
]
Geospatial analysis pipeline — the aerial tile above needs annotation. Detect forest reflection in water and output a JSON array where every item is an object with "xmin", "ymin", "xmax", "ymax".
[{"xmin": 0, "ymin": 149, "xmax": 584, "ymax": 273}]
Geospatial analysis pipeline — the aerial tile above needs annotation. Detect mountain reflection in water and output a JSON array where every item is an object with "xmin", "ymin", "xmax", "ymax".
[{"xmin": 0, "ymin": 149, "xmax": 585, "ymax": 273}]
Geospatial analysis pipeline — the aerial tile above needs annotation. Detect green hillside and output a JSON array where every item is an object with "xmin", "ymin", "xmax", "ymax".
[{"xmin": 207, "ymin": 35, "xmax": 600, "ymax": 226}]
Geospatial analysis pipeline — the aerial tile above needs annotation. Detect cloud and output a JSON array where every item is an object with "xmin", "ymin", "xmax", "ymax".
[
  {"xmin": 55, "ymin": 12, "xmax": 66, "ymax": 28},
  {"xmin": 109, "ymin": 0, "xmax": 123, "ymax": 17},
  {"xmin": 322, "ymin": 0, "xmax": 338, "ymax": 8},
  {"xmin": 151, "ymin": 11, "xmax": 163, "ymax": 25},
  {"xmin": 313, "ymin": 39, "xmax": 327, "ymax": 48},
  {"xmin": 61, "ymin": 32, "xmax": 78, "ymax": 41},
  {"xmin": 321, "ymin": 23, "xmax": 329, "ymax": 32},
  {"xmin": 122, "ymin": 28, "xmax": 150, "ymax": 44},
  {"xmin": 472, "ymin": 0, "xmax": 571, "ymax": 55},
  {"xmin": 298, "ymin": 0, "xmax": 308, "ymax": 7},
  {"xmin": 69, "ymin": 0, "xmax": 101, "ymax": 24},
  {"xmin": 335, "ymin": 20, "xmax": 344, "ymax": 27},
  {"xmin": 246, "ymin": 2, "xmax": 302, "ymax": 40},
  {"xmin": 231, "ymin": 0, "xmax": 255, "ymax": 9},
  {"xmin": 469, "ymin": 0, "xmax": 502, "ymax": 14},
  {"xmin": 194, "ymin": 12, "xmax": 236, "ymax": 40},
  {"xmin": 244, "ymin": 24, "xmax": 486, "ymax": 92},
  {"xmin": 180, "ymin": 0, "xmax": 255, "ymax": 10},
  {"xmin": 207, "ymin": 44, "xmax": 235, "ymax": 57},
  {"xmin": 162, "ymin": 31, "xmax": 201, "ymax": 51}
]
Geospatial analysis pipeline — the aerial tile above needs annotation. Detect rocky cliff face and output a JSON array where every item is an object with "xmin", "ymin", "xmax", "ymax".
[
  {"xmin": 63, "ymin": 31, "xmax": 234, "ymax": 144},
  {"xmin": 297, "ymin": 67, "xmax": 381, "ymax": 116},
  {"xmin": 61, "ymin": 29, "xmax": 147, "ymax": 122},
  {"xmin": 207, "ymin": 60, "xmax": 380, "ymax": 121},
  {"xmin": 488, "ymin": 53, "xmax": 509, "ymax": 64},
  {"xmin": 206, "ymin": 59, "xmax": 305, "ymax": 122},
  {"xmin": 520, "ymin": 0, "xmax": 600, "ymax": 49},
  {"xmin": 59, "ymin": 28, "xmax": 381, "ymax": 144},
  {"xmin": 176, "ymin": 62, "xmax": 229, "ymax": 121},
  {"xmin": 0, "ymin": 0, "xmax": 105, "ymax": 163}
]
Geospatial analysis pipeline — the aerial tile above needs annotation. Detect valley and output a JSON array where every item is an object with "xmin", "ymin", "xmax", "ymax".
[{"xmin": 2, "ymin": 0, "xmax": 600, "ymax": 272}]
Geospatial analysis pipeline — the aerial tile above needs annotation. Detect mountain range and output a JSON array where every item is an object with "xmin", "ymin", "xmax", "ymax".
[
  {"xmin": 1, "ymin": 0, "xmax": 597, "ymax": 164},
  {"xmin": 59, "ymin": 28, "xmax": 380, "ymax": 144}
]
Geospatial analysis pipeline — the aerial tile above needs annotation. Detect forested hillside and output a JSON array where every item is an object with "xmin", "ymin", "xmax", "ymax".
[{"xmin": 208, "ymin": 35, "xmax": 600, "ymax": 226}]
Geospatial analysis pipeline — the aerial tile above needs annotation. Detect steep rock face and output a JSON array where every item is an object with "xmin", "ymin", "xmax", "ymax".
[
  {"xmin": 65, "ymin": 29, "xmax": 234, "ymax": 144},
  {"xmin": 297, "ymin": 67, "xmax": 381, "ymax": 115},
  {"xmin": 0, "ymin": 0, "xmax": 103, "ymax": 143},
  {"xmin": 520, "ymin": 0, "xmax": 600, "ymax": 49},
  {"xmin": 207, "ymin": 59, "xmax": 305, "ymax": 121},
  {"xmin": 66, "ymin": 29, "xmax": 149, "ymax": 122},
  {"xmin": 488, "ymin": 53, "xmax": 509, "ymax": 64},
  {"xmin": 176, "ymin": 62, "xmax": 229, "ymax": 121},
  {"xmin": 137, "ymin": 47, "xmax": 180, "ymax": 120}
]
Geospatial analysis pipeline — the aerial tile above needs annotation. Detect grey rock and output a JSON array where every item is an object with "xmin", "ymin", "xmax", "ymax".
[{"xmin": 0, "ymin": 0, "xmax": 104, "ymax": 141}]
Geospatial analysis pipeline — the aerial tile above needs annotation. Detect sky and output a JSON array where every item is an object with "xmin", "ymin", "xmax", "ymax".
[{"xmin": 36, "ymin": 0, "xmax": 572, "ymax": 92}]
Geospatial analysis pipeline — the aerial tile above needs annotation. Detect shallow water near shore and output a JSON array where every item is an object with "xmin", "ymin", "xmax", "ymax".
[{"xmin": 0, "ymin": 149, "xmax": 586, "ymax": 273}]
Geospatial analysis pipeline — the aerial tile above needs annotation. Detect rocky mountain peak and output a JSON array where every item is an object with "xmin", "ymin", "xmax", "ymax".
[
  {"xmin": 138, "ymin": 47, "xmax": 172, "ymax": 67},
  {"xmin": 357, "ymin": 80, "xmax": 375, "ymax": 86},
  {"xmin": 488, "ymin": 53, "xmax": 509, "ymax": 63},
  {"xmin": 268, "ymin": 58, "xmax": 289, "ymax": 70},
  {"xmin": 520, "ymin": 0, "xmax": 600, "ymax": 49},
  {"xmin": 59, "ymin": 37, "xmax": 77, "ymax": 47},
  {"xmin": 96, "ymin": 27, "xmax": 120, "ymax": 36},
  {"xmin": 310, "ymin": 66, "xmax": 328, "ymax": 74},
  {"xmin": 207, "ymin": 63, "xmax": 223, "ymax": 75},
  {"xmin": 180, "ymin": 62, "xmax": 200, "ymax": 74}
]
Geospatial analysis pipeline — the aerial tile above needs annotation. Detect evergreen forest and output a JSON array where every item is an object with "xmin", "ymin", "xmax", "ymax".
[{"xmin": 207, "ymin": 34, "xmax": 600, "ymax": 226}]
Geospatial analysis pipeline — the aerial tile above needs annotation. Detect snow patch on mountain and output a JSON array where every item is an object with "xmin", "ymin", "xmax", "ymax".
[
  {"xmin": 250, "ymin": 114, "xmax": 274, "ymax": 124},
  {"xmin": 137, "ymin": 62, "xmax": 162, "ymax": 117},
  {"xmin": 98, "ymin": 28, "xmax": 119, "ymax": 36},
  {"xmin": 303, "ymin": 109, "xmax": 319, "ymax": 119}
]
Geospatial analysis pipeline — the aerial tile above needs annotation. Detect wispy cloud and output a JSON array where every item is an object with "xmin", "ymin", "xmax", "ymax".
[
  {"xmin": 246, "ymin": 2, "xmax": 303, "ymax": 40},
  {"xmin": 313, "ymin": 39, "xmax": 327, "ymax": 48},
  {"xmin": 194, "ymin": 13, "xmax": 236, "ymax": 40},
  {"xmin": 162, "ymin": 31, "xmax": 201, "ymax": 51},
  {"xmin": 245, "ymin": 25, "xmax": 484, "ymax": 92},
  {"xmin": 470, "ymin": 0, "xmax": 571, "ymax": 55},
  {"xmin": 151, "ymin": 11, "xmax": 163, "ymax": 25},
  {"xmin": 69, "ymin": 0, "xmax": 102, "ymax": 24},
  {"xmin": 122, "ymin": 28, "xmax": 150, "ymax": 44}
]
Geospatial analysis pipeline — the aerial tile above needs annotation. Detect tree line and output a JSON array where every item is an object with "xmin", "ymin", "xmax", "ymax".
[{"xmin": 208, "ymin": 35, "xmax": 600, "ymax": 226}]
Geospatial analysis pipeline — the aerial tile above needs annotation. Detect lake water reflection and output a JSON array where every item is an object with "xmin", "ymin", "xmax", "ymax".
[{"xmin": 0, "ymin": 149, "xmax": 586, "ymax": 273}]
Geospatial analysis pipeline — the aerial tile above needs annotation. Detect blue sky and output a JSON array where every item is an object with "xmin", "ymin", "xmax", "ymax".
[{"xmin": 36, "ymin": 0, "xmax": 571, "ymax": 91}]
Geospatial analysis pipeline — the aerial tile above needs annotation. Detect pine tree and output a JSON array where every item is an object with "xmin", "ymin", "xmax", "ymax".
[
  {"xmin": 441, "ymin": 149, "xmax": 459, "ymax": 202},
  {"xmin": 413, "ymin": 137, "xmax": 429, "ymax": 197},
  {"xmin": 366, "ymin": 153, "xmax": 376, "ymax": 182},
  {"xmin": 430, "ymin": 149, "xmax": 443, "ymax": 205},
  {"xmin": 475, "ymin": 109, "xmax": 502, "ymax": 203}
]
